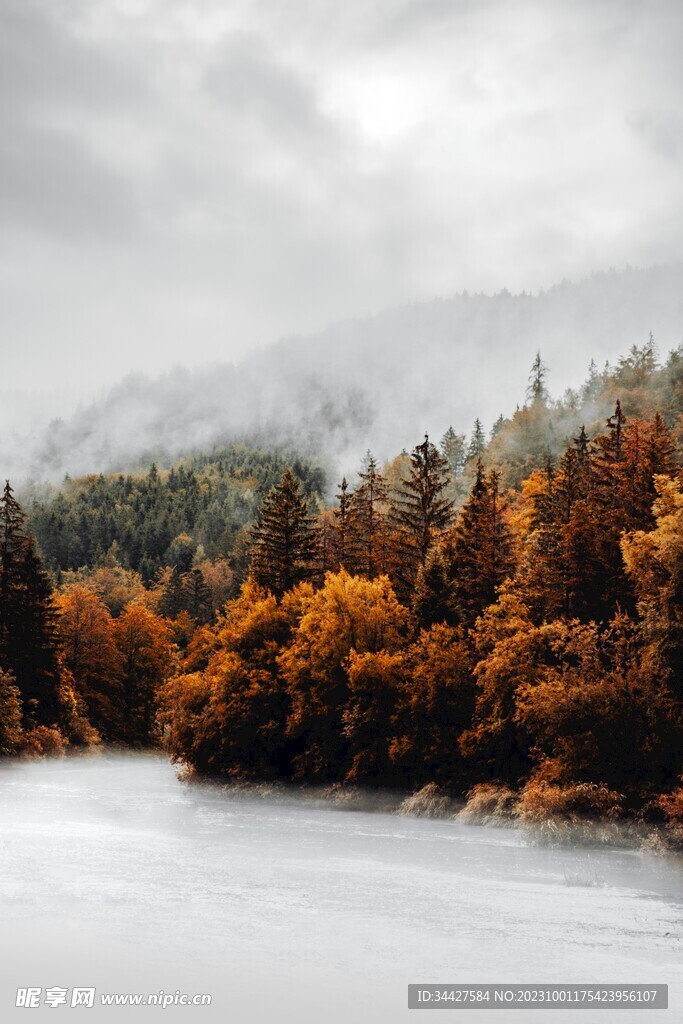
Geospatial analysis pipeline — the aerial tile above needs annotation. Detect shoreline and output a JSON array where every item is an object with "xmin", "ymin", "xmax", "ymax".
[{"xmin": 4, "ymin": 745, "xmax": 683, "ymax": 856}]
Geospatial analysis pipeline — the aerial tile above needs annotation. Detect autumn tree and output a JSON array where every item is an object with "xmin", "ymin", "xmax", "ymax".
[
  {"xmin": 460, "ymin": 593, "xmax": 560, "ymax": 784},
  {"xmin": 161, "ymin": 580, "xmax": 310, "ymax": 777},
  {"xmin": 515, "ymin": 617, "xmax": 682, "ymax": 800},
  {"xmin": 113, "ymin": 604, "xmax": 174, "ymax": 744},
  {"xmin": 56, "ymin": 584, "xmax": 124, "ymax": 738},
  {"xmin": 0, "ymin": 669, "xmax": 23, "ymax": 755},
  {"xmin": 193, "ymin": 557, "xmax": 234, "ymax": 615},
  {"xmin": 390, "ymin": 624, "xmax": 474, "ymax": 789},
  {"xmin": 343, "ymin": 650, "xmax": 405, "ymax": 785},
  {"xmin": 622, "ymin": 475, "xmax": 683, "ymax": 694},
  {"xmin": 280, "ymin": 570, "xmax": 410, "ymax": 780}
]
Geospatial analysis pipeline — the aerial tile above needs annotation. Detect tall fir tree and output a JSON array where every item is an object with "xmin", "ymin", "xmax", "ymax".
[
  {"xmin": 346, "ymin": 453, "xmax": 389, "ymax": 579},
  {"xmin": 334, "ymin": 477, "xmax": 351, "ymax": 569},
  {"xmin": 527, "ymin": 351, "xmax": 549, "ymax": 405},
  {"xmin": 446, "ymin": 461, "xmax": 513, "ymax": 626},
  {"xmin": 391, "ymin": 435, "xmax": 453, "ymax": 588},
  {"xmin": 249, "ymin": 469, "xmax": 316, "ymax": 597},
  {"xmin": 0, "ymin": 481, "xmax": 62, "ymax": 725},
  {"xmin": 440, "ymin": 426, "xmax": 466, "ymax": 477},
  {"xmin": 466, "ymin": 418, "xmax": 486, "ymax": 463}
]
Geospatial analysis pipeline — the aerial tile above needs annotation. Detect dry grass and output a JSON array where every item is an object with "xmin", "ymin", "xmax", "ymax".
[
  {"xmin": 459, "ymin": 783, "xmax": 519, "ymax": 825},
  {"xmin": 398, "ymin": 782, "xmax": 455, "ymax": 819}
]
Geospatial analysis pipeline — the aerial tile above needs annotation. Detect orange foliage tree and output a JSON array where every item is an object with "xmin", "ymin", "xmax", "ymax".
[{"xmin": 113, "ymin": 603, "xmax": 175, "ymax": 744}]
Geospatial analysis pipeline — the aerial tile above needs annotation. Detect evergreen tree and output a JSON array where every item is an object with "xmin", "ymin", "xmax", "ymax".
[
  {"xmin": 490, "ymin": 414, "xmax": 505, "ymax": 440},
  {"xmin": 0, "ymin": 482, "xmax": 62, "ymax": 725},
  {"xmin": 182, "ymin": 568, "xmax": 213, "ymax": 623},
  {"xmin": 466, "ymin": 418, "xmax": 486, "ymax": 463},
  {"xmin": 392, "ymin": 436, "xmax": 453, "ymax": 586},
  {"xmin": 447, "ymin": 462, "xmax": 513, "ymax": 626},
  {"xmin": 440, "ymin": 427, "xmax": 466, "ymax": 477},
  {"xmin": 527, "ymin": 351, "xmax": 549, "ymax": 406},
  {"xmin": 347, "ymin": 453, "xmax": 389, "ymax": 579},
  {"xmin": 573, "ymin": 425, "xmax": 590, "ymax": 467},
  {"xmin": 157, "ymin": 565, "xmax": 186, "ymax": 618},
  {"xmin": 334, "ymin": 477, "xmax": 351, "ymax": 569},
  {"xmin": 412, "ymin": 546, "xmax": 452, "ymax": 628},
  {"xmin": 249, "ymin": 469, "xmax": 316, "ymax": 597}
]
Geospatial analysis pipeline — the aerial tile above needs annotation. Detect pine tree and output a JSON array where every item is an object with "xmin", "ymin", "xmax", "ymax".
[
  {"xmin": 573, "ymin": 425, "xmax": 590, "ymax": 467},
  {"xmin": 490, "ymin": 414, "xmax": 505, "ymax": 440},
  {"xmin": 182, "ymin": 568, "xmax": 212, "ymax": 623},
  {"xmin": 527, "ymin": 351, "xmax": 549, "ymax": 406},
  {"xmin": 157, "ymin": 565, "xmax": 186, "ymax": 618},
  {"xmin": 392, "ymin": 435, "xmax": 453, "ymax": 587},
  {"xmin": 466, "ymin": 418, "xmax": 486, "ymax": 463},
  {"xmin": 249, "ymin": 469, "xmax": 316, "ymax": 597},
  {"xmin": 334, "ymin": 477, "xmax": 351, "ymax": 569},
  {"xmin": 412, "ymin": 546, "xmax": 452, "ymax": 628},
  {"xmin": 346, "ymin": 453, "xmax": 389, "ymax": 579},
  {"xmin": 583, "ymin": 359, "xmax": 601, "ymax": 400},
  {"xmin": 447, "ymin": 462, "xmax": 512, "ymax": 626},
  {"xmin": 605, "ymin": 398, "xmax": 626, "ymax": 460},
  {"xmin": 0, "ymin": 481, "xmax": 62, "ymax": 725},
  {"xmin": 440, "ymin": 427, "xmax": 466, "ymax": 477}
]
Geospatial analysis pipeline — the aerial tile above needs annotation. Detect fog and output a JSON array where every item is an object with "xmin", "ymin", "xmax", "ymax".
[
  {"xmin": 4, "ymin": 264, "xmax": 682, "ymax": 484},
  {"xmin": 0, "ymin": 752, "xmax": 681, "ymax": 1023},
  {"xmin": 3, "ymin": 0, "xmax": 683, "ymax": 434}
]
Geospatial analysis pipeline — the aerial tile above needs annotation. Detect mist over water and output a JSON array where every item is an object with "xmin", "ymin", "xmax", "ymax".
[{"xmin": 0, "ymin": 752, "xmax": 681, "ymax": 1023}]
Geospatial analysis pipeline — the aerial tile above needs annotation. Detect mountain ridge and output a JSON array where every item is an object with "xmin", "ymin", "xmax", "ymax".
[{"xmin": 8, "ymin": 263, "xmax": 683, "ymax": 484}]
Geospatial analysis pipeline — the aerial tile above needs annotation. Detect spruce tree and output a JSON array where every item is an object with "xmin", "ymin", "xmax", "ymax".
[
  {"xmin": 440, "ymin": 427, "xmax": 466, "ymax": 477},
  {"xmin": 249, "ymin": 469, "xmax": 316, "ymax": 597},
  {"xmin": 447, "ymin": 461, "xmax": 512, "ymax": 626},
  {"xmin": 466, "ymin": 418, "xmax": 486, "ymax": 463},
  {"xmin": 182, "ymin": 568, "xmax": 212, "ymax": 623},
  {"xmin": 413, "ymin": 546, "xmax": 452, "ymax": 628},
  {"xmin": 346, "ymin": 453, "xmax": 389, "ymax": 579},
  {"xmin": 573, "ymin": 425, "xmax": 590, "ymax": 467},
  {"xmin": 490, "ymin": 414, "xmax": 505, "ymax": 440},
  {"xmin": 0, "ymin": 481, "xmax": 61, "ymax": 725},
  {"xmin": 527, "ymin": 351, "xmax": 549, "ymax": 405},
  {"xmin": 392, "ymin": 435, "xmax": 453, "ymax": 585},
  {"xmin": 334, "ymin": 477, "xmax": 351, "ymax": 569}
]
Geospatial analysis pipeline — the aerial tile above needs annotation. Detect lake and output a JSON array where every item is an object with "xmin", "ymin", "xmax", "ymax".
[{"xmin": 0, "ymin": 751, "xmax": 681, "ymax": 1021}]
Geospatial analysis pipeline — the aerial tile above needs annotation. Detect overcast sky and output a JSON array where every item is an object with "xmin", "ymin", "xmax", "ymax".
[{"xmin": 1, "ymin": 0, "xmax": 682, "ymax": 413}]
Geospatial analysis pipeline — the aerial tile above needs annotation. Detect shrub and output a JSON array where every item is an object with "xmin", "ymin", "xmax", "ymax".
[
  {"xmin": 517, "ymin": 780, "xmax": 623, "ymax": 824},
  {"xmin": 20, "ymin": 726, "xmax": 68, "ymax": 757},
  {"xmin": 657, "ymin": 787, "xmax": 683, "ymax": 849},
  {"xmin": 398, "ymin": 782, "xmax": 454, "ymax": 819},
  {"xmin": 460, "ymin": 782, "xmax": 519, "ymax": 825}
]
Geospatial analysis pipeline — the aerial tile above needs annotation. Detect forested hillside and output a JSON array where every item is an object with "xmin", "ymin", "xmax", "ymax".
[
  {"xmin": 7, "ymin": 265, "xmax": 683, "ymax": 484},
  {"xmin": 26, "ymin": 446, "xmax": 324, "ymax": 584},
  {"xmin": 2, "ymin": 339, "xmax": 683, "ymax": 845}
]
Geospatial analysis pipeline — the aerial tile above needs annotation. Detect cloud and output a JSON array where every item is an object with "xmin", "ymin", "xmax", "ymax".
[{"xmin": 0, "ymin": 0, "xmax": 682, "ymax": 421}]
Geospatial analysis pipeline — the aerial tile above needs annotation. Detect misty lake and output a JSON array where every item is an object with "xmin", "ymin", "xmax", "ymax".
[{"xmin": 0, "ymin": 751, "xmax": 681, "ymax": 1022}]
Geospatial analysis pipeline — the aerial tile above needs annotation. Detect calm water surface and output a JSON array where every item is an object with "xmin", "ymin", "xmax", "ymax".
[{"xmin": 0, "ymin": 752, "xmax": 681, "ymax": 1022}]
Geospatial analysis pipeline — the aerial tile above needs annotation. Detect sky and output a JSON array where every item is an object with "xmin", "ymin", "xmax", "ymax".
[{"xmin": 1, "ymin": 0, "xmax": 682, "ymax": 418}]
